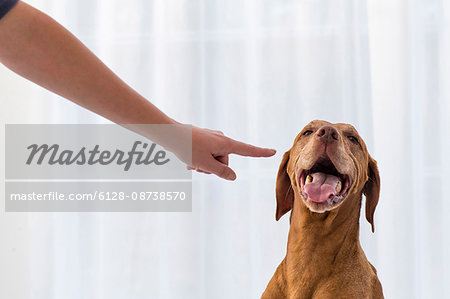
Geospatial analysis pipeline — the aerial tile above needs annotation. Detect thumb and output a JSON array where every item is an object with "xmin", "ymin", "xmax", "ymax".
[{"xmin": 206, "ymin": 159, "xmax": 237, "ymax": 181}]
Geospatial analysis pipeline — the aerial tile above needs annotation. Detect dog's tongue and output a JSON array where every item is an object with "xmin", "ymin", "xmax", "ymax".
[{"xmin": 304, "ymin": 172, "xmax": 340, "ymax": 203}]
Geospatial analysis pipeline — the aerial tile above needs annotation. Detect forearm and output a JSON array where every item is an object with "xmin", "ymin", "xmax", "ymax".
[
  {"xmin": 0, "ymin": 1, "xmax": 174, "ymax": 125},
  {"xmin": 0, "ymin": 1, "xmax": 276, "ymax": 181}
]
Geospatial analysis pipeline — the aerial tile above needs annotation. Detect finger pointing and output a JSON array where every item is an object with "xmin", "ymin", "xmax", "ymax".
[{"xmin": 227, "ymin": 139, "xmax": 276, "ymax": 157}]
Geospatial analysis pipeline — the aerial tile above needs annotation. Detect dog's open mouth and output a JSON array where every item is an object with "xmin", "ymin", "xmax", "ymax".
[{"xmin": 299, "ymin": 155, "xmax": 352, "ymax": 209}]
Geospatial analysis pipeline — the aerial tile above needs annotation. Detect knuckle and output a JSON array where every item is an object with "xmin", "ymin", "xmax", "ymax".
[
  {"xmin": 224, "ymin": 136, "xmax": 233, "ymax": 146},
  {"xmin": 218, "ymin": 137, "xmax": 231, "ymax": 151}
]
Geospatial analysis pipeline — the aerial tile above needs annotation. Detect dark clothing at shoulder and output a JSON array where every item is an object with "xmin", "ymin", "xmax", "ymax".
[{"xmin": 0, "ymin": 0, "xmax": 19, "ymax": 20}]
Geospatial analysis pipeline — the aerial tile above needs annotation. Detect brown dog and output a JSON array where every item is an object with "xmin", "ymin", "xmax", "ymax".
[{"xmin": 262, "ymin": 120, "xmax": 383, "ymax": 299}]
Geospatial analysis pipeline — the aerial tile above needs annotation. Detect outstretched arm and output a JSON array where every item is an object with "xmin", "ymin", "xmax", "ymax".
[
  {"xmin": 0, "ymin": 1, "xmax": 170, "ymax": 124},
  {"xmin": 0, "ymin": 1, "xmax": 275, "ymax": 180}
]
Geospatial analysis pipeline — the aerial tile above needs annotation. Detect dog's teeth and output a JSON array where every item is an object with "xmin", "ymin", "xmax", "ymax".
[
  {"xmin": 305, "ymin": 175, "xmax": 313, "ymax": 184},
  {"xmin": 335, "ymin": 180, "xmax": 342, "ymax": 192}
]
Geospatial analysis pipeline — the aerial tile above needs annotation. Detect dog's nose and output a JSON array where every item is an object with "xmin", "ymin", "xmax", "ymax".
[{"xmin": 316, "ymin": 125, "xmax": 340, "ymax": 143}]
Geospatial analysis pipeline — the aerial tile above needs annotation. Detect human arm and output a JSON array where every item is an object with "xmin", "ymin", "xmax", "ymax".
[{"xmin": 0, "ymin": 1, "xmax": 275, "ymax": 180}]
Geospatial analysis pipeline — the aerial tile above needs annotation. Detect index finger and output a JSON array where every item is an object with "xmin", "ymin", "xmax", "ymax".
[{"xmin": 227, "ymin": 138, "xmax": 276, "ymax": 157}]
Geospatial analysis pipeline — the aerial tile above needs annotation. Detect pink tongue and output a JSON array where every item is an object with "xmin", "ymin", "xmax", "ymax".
[{"xmin": 304, "ymin": 172, "xmax": 340, "ymax": 203}]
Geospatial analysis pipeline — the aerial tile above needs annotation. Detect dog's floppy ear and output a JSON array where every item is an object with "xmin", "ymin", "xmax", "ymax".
[
  {"xmin": 364, "ymin": 155, "xmax": 380, "ymax": 233},
  {"xmin": 276, "ymin": 150, "xmax": 294, "ymax": 221}
]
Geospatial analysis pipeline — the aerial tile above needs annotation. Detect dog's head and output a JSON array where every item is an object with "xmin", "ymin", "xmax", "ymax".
[{"xmin": 276, "ymin": 120, "xmax": 380, "ymax": 232}]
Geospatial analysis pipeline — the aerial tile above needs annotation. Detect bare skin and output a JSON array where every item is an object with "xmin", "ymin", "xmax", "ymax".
[{"xmin": 0, "ymin": 1, "xmax": 275, "ymax": 180}]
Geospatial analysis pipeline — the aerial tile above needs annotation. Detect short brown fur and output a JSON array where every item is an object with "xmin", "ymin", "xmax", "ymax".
[{"xmin": 262, "ymin": 120, "xmax": 383, "ymax": 299}]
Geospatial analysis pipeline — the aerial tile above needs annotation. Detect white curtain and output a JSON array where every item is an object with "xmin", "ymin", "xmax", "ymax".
[{"xmin": 1, "ymin": 0, "xmax": 449, "ymax": 298}]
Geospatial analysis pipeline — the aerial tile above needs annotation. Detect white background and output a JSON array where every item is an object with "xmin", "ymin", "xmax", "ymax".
[{"xmin": 1, "ymin": 0, "xmax": 449, "ymax": 298}]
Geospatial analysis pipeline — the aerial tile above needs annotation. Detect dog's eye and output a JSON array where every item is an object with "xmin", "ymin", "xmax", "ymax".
[
  {"xmin": 347, "ymin": 136, "xmax": 359, "ymax": 143},
  {"xmin": 303, "ymin": 130, "xmax": 313, "ymax": 136}
]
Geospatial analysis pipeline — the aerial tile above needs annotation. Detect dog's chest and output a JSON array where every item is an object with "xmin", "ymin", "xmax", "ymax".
[
  {"xmin": 286, "ymin": 276, "xmax": 371, "ymax": 299},
  {"xmin": 285, "ymin": 254, "xmax": 373, "ymax": 299}
]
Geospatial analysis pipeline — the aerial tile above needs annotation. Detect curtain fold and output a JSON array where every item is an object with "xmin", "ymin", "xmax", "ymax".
[{"xmin": 0, "ymin": 0, "xmax": 449, "ymax": 298}]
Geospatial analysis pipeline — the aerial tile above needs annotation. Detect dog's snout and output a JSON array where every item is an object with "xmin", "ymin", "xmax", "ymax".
[{"xmin": 316, "ymin": 125, "xmax": 340, "ymax": 143}]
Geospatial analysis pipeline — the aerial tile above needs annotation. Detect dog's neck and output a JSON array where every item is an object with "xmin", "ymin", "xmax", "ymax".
[{"xmin": 284, "ymin": 192, "xmax": 363, "ymax": 292}]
